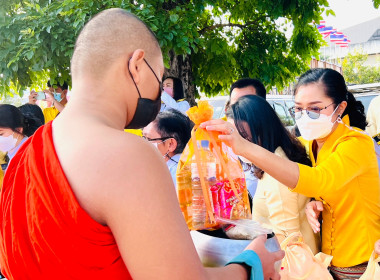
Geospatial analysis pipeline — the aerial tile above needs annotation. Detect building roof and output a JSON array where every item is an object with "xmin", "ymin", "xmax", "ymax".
[{"xmin": 342, "ymin": 16, "xmax": 380, "ymax": 45}]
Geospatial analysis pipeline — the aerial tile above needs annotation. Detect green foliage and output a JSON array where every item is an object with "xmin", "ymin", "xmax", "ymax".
[
  {"xmin": 0, "ymin": 0, "xmax": 364, "ymax": 98},
  {"xmin": 342, "ymin": 49, "xmax": 380, "ymax": 85}
]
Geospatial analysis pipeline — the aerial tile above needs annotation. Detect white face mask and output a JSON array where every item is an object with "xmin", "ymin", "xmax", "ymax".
[
  {"xmin": 0, "ymin": 133, "xmax": 17, "ymax": 153},
  {"xmin": 296, "ymin": 104, "xmax": 340, "ymax": 141}
]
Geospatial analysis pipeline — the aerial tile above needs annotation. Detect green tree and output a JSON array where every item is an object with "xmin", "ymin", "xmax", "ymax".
[
  {"xmin": 1, "ymin": 0, "xmax": 332, "ymax": 101},
  {"xmin": 342, "ymin": 49, "xmax": 380, "ymax": 85}
]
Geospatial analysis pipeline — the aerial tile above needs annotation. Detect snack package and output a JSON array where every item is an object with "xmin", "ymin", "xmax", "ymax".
[
  {"xmin": 280, "ymin": 232, "xmax": 333, "ymax": 280},
  {"xmin": 176, "ymin": 101, "xmax": 251, "ymax": 231},
  {"xmin": 216, "ymin": 217, "xmax": 271, "ymax": 240}
]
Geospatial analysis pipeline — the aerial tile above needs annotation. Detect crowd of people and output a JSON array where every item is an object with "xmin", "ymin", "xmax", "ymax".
[{"xmin": 0, "ymin": 8, "xmax": 379, "ymax": 280}]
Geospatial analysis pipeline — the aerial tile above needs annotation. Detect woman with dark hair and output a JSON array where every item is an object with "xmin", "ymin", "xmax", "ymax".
[
  {"xmin": 201, "ymin": 68, "xmax": 380, "ymax": 279},
  {"xmin": 142, "ymin": 109, "xmax": 192, "ymax": 187},
  {"xmin": 0, "ymin": 104, "xmax": 43, "ymax": 166},
  {"xmin": 161, "ymin": 76, "xmax": 190, "ymax": 114},
  {"xmin": 226, "ymin": 95, "xmax": 319, "ymax": 253},
  {"xmin": 19, "ymin": 104, "xmax": 45, "ymax": 125}
]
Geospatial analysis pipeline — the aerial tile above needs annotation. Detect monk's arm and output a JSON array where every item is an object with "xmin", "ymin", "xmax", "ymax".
[{"xmin": 96, "ymin": 138, "xmax": 249, "ymax": 280}]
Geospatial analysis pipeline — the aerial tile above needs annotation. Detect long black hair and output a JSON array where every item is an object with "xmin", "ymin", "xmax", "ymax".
[
  {"xmin": 154, "ymin": 109, "xmax": 193, "ymax": 154},
  {"xmin": 19, "ymin": 104, "xmax": 45, "ymax": 125},
  {"xmin": 226, "ymin": 95, "xmax": 311, "ymax": 179},
  {"xmin": 164, "ymin": 76, "xmax": 185, "ymax": 101},
  {"xmin": 294, "ymin": 68, "xmax": 367, "ymax": 130},
  {"xmin": 0, "ymin": 104, "xmax": 43, "ymax": 137}
]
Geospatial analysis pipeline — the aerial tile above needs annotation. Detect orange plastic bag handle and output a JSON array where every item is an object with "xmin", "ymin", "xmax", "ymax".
[{"xmin": 207, "ymin": 131, "xmax": 241, "ymax": 201}]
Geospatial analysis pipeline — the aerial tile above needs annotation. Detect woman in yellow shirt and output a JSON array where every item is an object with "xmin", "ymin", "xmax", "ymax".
[
  {"xmin": 226, "ymin": 95, "xmax": 320, "ymax": 254},
  {"xmin": 201, "ymin": 68, "xmax": 380, "ymax": 279}
]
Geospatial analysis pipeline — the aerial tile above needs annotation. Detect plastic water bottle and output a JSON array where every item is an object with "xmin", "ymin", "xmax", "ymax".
[
  {"xmin": 191, "ymin": 140, "xmax": 217, "ymax": 230},
  {"xmin": 177, "ymin": 164, "xmax": 192, "ymax": 225}
]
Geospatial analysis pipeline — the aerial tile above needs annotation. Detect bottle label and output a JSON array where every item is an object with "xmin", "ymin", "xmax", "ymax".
[{"xmin": 191, "ymin": 162, "xmax": 216, "ymax": 179}]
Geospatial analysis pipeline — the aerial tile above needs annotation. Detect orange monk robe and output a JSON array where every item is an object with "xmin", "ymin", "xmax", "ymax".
[{"xmin": 0, "ymin": 122, "xmax": 132, "ymax": 280}]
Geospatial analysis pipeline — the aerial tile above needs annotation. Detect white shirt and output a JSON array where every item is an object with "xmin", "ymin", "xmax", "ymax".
[
  {"xmin": 160, "ymin": 92, "xmax": 190, "ymax": 114},
  {"xmin": 366, "ymin": 95, "xmax": 380, "ymax": 137},
  {"xmin": 167, "ymin": 154, "xmax": 181, "ymax": 188}
]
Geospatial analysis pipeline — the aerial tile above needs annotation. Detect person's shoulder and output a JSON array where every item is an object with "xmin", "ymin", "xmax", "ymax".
[
  {"xmin": 338, "ymin": 126, "xmax": 374, "ymax": 152},
  {"xmin": 61, "ymin": 128, "xmax": 171, "ymax": 225},
  {"xmin": 178, "ymin": 99, "xmax": 190, "ymax": 106},
  {"xmin": 373, "ymin": 95, "xmax": 380, "ymax": 103},
  {"xmin": 368, "ymin": 95, "xmax": 380, "ymax": 111},
  {"xmin": 98, "ymin": 129, "xmax": 163, "ymax": 167}
]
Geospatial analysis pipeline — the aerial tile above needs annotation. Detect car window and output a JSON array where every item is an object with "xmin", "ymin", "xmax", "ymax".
[
  {"xmin": 272, "ymin": 102, "xmax": 295, "ymax": 126},
  {"xmin": 206, "ymin": 98, "xmax": 228, "ymax": 119},
  {"xmin": 285, "ymin": 100, "xmax": 295, "ymax": 110},
  {"xmin": 213, "ymin": 106, "xmax": 224, "ymax": 119}
]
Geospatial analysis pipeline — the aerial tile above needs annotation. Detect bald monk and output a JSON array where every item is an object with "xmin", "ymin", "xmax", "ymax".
[{"xmin": 0, "ymin": 9, "xmax": 283, "ymax": 280}]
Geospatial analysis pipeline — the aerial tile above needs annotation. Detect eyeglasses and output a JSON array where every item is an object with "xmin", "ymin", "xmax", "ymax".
[
  {"xmin": 142, "ymin": 136, "xmax": 171, "ymax": 142},
  {"xmin": 289, "ymin": 103, "xmax": 335, "ymax": 120}
]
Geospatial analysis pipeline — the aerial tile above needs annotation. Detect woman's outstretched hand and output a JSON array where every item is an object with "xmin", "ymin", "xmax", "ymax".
[{"xmin": 200, "ymin": 119, "xmax": 249, "ymax": 156}]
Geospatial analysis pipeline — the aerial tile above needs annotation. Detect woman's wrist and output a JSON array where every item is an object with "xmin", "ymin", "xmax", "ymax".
[
  {"xmin": 226, "ymin": 263, "xmax": 249, "ymax": 280},
  {"xmin": 239, "ymin": 139, "xmax": 257, "ymax": 161}
]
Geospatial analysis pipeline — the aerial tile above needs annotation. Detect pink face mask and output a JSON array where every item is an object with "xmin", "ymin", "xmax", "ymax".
[{"xmin": 163, "ymin": 87, "xmax": 174, "ymax": 97}]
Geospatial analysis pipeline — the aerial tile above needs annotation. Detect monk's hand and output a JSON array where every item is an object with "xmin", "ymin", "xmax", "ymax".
[
  {"xmin": 374, "ymin": 239, "xmax": 380, "ymax": 256},
  {"xmin": 245, "ymin": 235, "xmax": 284, "ymax": 280},
  {"xmin": 200, "ymin": 119, "xmax": 249, "ymax": 156},
  {"xmin": 305, "ymin": 200, "xmax": 323, "ymax": 233}
]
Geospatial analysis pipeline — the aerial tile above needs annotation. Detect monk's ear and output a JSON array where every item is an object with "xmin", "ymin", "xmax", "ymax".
[{"xmin": 127, "ymin": 49, "xmax": 145, "ymax": 84}]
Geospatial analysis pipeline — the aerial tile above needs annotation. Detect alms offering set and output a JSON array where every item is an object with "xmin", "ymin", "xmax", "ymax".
[{"xmin": 176, "ymin": 101, "xmax": 251, "ymax": 230}]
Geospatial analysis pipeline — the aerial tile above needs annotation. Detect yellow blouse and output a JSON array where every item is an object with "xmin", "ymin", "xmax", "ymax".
[
  {"xmin": 252, "ymin": 147, "xmax": 320, "ymax": 254},
  {"xmin": 294, "ymin": 115, "xmax": 380, "ymax": 267},
  {"xmin": 43, "ymin": 107, "xmax": 60, "ymax": 123}
]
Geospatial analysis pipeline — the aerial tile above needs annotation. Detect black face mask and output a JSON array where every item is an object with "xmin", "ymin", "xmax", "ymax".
[{"xmin": 125, "ymin": 58, "xmax": 162, "ymax": 129}]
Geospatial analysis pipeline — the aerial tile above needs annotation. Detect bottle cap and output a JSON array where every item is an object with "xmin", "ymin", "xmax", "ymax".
[{"xmin": 201, "ymin": 140, "xmax": 209, "ymax": 149}]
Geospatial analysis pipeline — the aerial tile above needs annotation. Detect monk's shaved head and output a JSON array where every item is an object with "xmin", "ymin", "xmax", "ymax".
[{"xmin": 71, "ymin": 8, "xmax": 161, "ymax": 79}]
